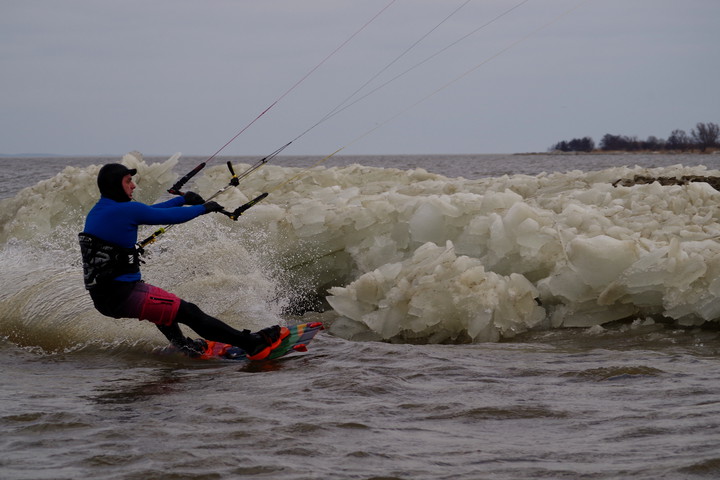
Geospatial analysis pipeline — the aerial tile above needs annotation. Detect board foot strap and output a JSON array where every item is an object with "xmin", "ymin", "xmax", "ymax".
[{"xmin": 246, "ymin": 326, "xmax": 291, "ymax": 361}]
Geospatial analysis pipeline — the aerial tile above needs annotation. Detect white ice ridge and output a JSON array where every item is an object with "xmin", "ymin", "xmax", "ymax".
[
  {"xmin": 4, "ymin": 155, "xmax": 720, "ymax": 343},
  {"xmin": 238, "ymin": 162, "xmax": 720, "ymax": 342}
]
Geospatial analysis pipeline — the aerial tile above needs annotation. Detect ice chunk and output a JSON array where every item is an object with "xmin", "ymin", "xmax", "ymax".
[
  {"xmin": 327, "ymin": 241, "xmax": 545, "ymax": 343},
  {"xmin": 567, "ymin": 235, "xmax": 639, "ymax": 288}
]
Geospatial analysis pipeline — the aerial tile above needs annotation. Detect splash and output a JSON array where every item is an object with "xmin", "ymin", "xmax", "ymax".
[{"xmin": 0, "ymin": 154, "xmax": 287, "ymax": 351}]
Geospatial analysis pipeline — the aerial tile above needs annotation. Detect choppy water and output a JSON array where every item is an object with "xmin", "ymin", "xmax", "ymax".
[{"xmin": 2, "ymin": 153, "xmax": 720, "ymax": 480}]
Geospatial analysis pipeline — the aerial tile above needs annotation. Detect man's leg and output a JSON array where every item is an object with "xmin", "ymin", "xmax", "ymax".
[
  {"xmin": 155, "ymin": 322, "xmax": 207, "ymax": 357},
  {"xmin": 175, "ymin": 300, "xmax": 280, "ymax": 354}
]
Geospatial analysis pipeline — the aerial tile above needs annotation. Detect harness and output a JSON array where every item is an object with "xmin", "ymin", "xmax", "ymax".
[{"xmin": 78, "ymin": 232, "xmax": 141, "ymax": 289}]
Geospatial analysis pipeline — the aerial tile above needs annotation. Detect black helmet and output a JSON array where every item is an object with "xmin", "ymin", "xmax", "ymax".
[{"xmin": 97, "ymin": 163, "xmax": 137, "ymax": 202}]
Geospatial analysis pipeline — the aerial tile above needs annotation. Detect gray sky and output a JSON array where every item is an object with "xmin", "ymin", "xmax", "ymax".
[{"xmin": 1, "ymin": 0, "xmax": 718, "ymax": 156}]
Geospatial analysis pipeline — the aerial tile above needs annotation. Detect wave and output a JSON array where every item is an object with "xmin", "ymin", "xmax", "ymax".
[{"xmin": 2, "ymin": 153, "xmax": 720, "ymax": 348}]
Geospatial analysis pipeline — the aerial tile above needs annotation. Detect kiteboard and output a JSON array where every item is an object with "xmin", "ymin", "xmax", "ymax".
[{"xmin": 158, "ymin": 322, "xmax": 323, "ymax": 361}]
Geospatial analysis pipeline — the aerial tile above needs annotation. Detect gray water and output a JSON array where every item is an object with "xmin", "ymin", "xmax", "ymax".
[
  {"xmin": 2, "ymin": 153, "xmax": 720, "ymax": 480},
  {"xmin": 4, "ymin": 152, "xmax": 720, "ymax": 199}
]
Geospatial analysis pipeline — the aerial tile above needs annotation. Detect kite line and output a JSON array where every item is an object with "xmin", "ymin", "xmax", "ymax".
[{"xmin": 167, "ymin": 0, "xmax": 399, "ymax": 196}]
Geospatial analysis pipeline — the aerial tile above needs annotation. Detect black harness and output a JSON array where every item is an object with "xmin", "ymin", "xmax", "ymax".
[{"xmin": 78, "ymin": 232, "xmax": 141, "ymax": 290}]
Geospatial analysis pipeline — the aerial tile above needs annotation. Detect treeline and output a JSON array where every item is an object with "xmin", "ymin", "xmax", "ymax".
[{"xmin": 550, "ymin": 122, "xmax": 720, "ymax": 153}]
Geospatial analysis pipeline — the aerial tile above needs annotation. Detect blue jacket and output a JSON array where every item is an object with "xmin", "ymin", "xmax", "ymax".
[{"xmin": 83, "ymin": 196, "xmax": 206, "ymax": 281}]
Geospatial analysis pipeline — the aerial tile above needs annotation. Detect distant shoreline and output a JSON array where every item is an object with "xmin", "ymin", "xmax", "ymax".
[{"xmin": 519, "ymin": 149, "xmax": 720, "ymax": 156}]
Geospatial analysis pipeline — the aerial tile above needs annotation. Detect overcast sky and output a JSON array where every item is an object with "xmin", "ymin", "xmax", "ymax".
[{"xmin": 1, "ymin": 0, "xmax": 718, "ymax": 156}]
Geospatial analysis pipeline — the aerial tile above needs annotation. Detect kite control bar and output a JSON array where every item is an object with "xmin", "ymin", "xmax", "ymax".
[
  {"xmin": 221, "ymin": 192, "xmax": 269, "ymax": 221},
  {"xmin": 167, "ymin": 162, "xmax": 206, "ymax": 196},
  {"xmin": 136, "ymin": 192, "xmax": 268, "ymax": 252},
  {"xmin": 136, "ymin": 162, "xmax": 268, "ymax": 252},
  {"xmin": 207, "ymin": 161, "xmax": 268, "ymax": 220}
]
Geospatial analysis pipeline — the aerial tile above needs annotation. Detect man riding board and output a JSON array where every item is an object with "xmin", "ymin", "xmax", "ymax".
[{"xmin": 79, "ymin": 163, "xmax": 283, "ymax": 359}]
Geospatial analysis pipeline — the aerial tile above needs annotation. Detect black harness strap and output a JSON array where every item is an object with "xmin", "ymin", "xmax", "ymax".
[{"xmin": 78, "ymin": 232, "xmax": 141, "ymax": 290}]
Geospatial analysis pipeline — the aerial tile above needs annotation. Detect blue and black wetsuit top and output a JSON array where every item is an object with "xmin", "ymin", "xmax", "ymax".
[
  {"xmin": 78, "ymin": 164, "xmax": 206, "ymax": 290},
  {"xmin": 79, "ymin": 196, "xmax": 205, "ymax": 287}
]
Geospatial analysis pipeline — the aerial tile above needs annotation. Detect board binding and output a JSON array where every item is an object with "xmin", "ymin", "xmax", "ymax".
[{"xmin": 157, "ymin": 322, "xmax": 323, "ymax": 361}]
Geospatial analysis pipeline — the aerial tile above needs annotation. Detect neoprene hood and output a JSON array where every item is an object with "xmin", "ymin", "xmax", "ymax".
[{"xmin": 97, "ymin": 163, "xmax": 137, "ymax": 202}]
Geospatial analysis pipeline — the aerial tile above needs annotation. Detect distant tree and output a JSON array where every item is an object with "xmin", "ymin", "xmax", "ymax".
[
  {"xmin": 550, "ymin": 140, "xmax": 570, "ymax": 152},
  {"xmin": 569, "ymin": 136, "xmax": 595, "ymax": 152},
  {"xmin": 691, "ymin": 122, "xmax": 720, "ymax": 151},
  {"xmin": 600, "ymin": 134, "xmax": 639, "ymax": 151},
  {"xmin": 627, "ymin": 136, "xmax": 641, "ymax": 151},
  {"xmin": 642, "ymin": 136, "xmax": 665, "ymax": 151},
  {"xmin": 666, "ymin": 129, "xmax": 691, "ymax": 151},
  {"xmin": 550, "ymin": 136, "xmax": 595, "ymax": 152},
  {"xmin": 599, "ymin": 134, "xmax": 617, "ymax": 151}
]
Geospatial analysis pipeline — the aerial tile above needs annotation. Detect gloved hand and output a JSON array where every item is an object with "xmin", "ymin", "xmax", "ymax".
[
  {"xmin": 203, "ymin": 201, "xmax": 224, "ymax": 214},
  {"xmin": 183, "ymin": 191, "xmax": 205, "ymax": 205}
]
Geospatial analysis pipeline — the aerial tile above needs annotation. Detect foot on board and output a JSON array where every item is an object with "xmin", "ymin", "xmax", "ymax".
[{"xmin": 246, "ymin": 325, "xmax": 290, "ymax": 361}]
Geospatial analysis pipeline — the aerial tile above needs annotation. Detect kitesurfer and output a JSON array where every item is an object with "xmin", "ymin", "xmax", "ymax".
[{"xmin": 79, "ymin": 163, "xmax": 282, "ymax": 358}]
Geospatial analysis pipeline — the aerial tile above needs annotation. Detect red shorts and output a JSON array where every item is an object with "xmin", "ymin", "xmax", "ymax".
[{"xmin": 121, "ymin": 283, "xmax": 181, "ymax": 327}]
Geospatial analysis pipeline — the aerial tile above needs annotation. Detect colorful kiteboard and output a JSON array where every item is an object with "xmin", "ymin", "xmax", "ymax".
[{"xmin": 157, "ymin": 322, "xmax": 323, "ymax": 361}]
